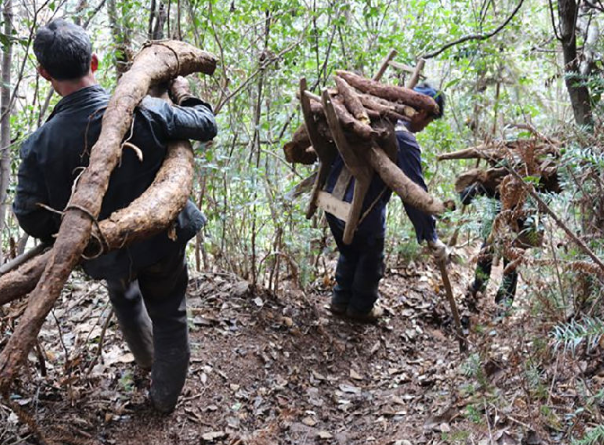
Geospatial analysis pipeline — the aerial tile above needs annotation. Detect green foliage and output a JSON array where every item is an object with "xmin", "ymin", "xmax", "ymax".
[
  {"xmin": 464, "ymin": 403, "xmax": 483, "ymax": 424},
  {"xmin": 441, "ymin": 430, "xmax": 471, "ymax": 443},
  {"xmin": 460, "ymin": 352, "xmax": 488, "ymax": 389},
  {"xmin": 524, "ymin": 361, "xmax": 548, "ymax": 400},
  {"xmin": 572, "ymin": 425, "xmax": 604, "ymax": 445},
  {"xmin": 551, "ymin": 317, "xmax": 604, "ymax": 356},
  {"xmin": 2, "ymin": 0, "xmax": 603, "ymax": 293}
]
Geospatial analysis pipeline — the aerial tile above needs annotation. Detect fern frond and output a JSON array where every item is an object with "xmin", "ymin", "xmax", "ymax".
[{"xmin": 550, "ymin": 316, "xmax": 604, "ymax": 355}]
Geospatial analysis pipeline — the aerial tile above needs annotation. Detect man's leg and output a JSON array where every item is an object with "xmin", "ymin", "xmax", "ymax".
[
  {"xmin": 470, "ymin": 241, "xmax": 494, "ymax": 296},
  {"xmin": 137, "ymin": 248, "xmax": 190, "ymax": 413},
  {"xmin": 495, "ymin": 257, "xmax": 518, "ymax": 305},
  {"xmin": 105, "ymin": 277, "xmax": 154, "ymax": 371},
  {"xmin": 327, "ymin": 215, "xmax": 359, "ymax": 312},
  {"xmin": 347, "ymin": 236, "xmax": 385, "ymax": 317}
]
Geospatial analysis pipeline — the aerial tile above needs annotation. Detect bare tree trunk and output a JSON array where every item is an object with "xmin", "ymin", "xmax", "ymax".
[
  {"xmin": 557, "ymin": 0, "xmax": 593, "ymax": 127},
  {"xmin": 150, "ymin": 2, "xmax": 167, "ymax": 40},
  {"xmin": 108, "ymin": 0, "xmax": 132, "ymax": 78},
  {"xmin": 0, "ymin": 0, "xmax": 13, "ymax": 265},
  {"xmin": 577, "ymin": 5, "xmax": 599, "ymax": 77}
]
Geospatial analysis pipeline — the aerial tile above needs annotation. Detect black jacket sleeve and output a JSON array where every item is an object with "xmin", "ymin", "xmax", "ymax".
[
  {"xmin": 137, "ymin": 96, "xmax": 218, "ymax": 143},
  {"xmin": 460, "ymin": 183, "xmax": 481, "ymax": 205},
  {"xmin": 460, "ymin": 182, "xmax": 499, "ymax": 205},
  {"xmin": 12, "ymin": 138, "xmax": 58, "ymax": 243}
]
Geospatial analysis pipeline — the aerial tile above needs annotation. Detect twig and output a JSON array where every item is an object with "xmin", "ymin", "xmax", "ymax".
[
  {"xmin": 507, "ymin": 414, "xmax": 532, "ymax": 429},
  {"xmin": 484, "ymin": 398, "xmax": 494, "ymax": 443},
  {"xmin": 372, "ymin": 49, "xmax": 397, "ymax": 81},
  {"xmin": 6, "ymin": 433, "xmax": 34, "ymax": 445},
  {"xmin": 438, "ymin": 261, "xmax": 468, "ymax": 353},
  {"xmin": 0, "ymin": 0, "xmax": 54, "ymax": 123},
  {"xmin": 406, "ymin": 58, "xmax": 425, "ymax": 89},
  {"xmin": 214, "ymin": 26, "xmax": 310, "ymax": 114},
  {"xmin": 34, "ymin": 340, "xmax": 46, "ymax": 377},
  {"xmin": 423, "ymin": 0, "xmax": 526, "ymax": 59},
  {"xmin": 51, "ymin": 310, "xmax": 74, "ymax": 402},
  {"xmin": 547, "ymin": 354, "xmax": 560, "ymax": 407},
  {"xmin": 508, "ymin": 122, "xmax": 561, "ymax": 145},
  {"xmin": 81, "ymin": 0, "xmax": 109, "ymax": 29},
  {"xmin": 504, "ymin": 160, "xmax": 604, "ymax": 274},
  {"xmin": 2, "ymin": 397, "xmax": 55, "ymax": 445},
  {"xmin": 0, "ymin": 243, "xmax": 49, "ymax": 276},
  {"xmin": 86, "ymin": 308, "xmax": 114, "ymax": 375}
]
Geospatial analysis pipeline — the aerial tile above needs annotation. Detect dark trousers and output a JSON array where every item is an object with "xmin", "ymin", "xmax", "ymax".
[
  {"xmin": 327, "ymin": 214, "xmax": 385, "ymax": 313},
  {"xmin": 472, "ymin": 242, "xmax": 518, "ymax": 304},
  {"xmin": 106, "ymin": 247, "xmax": 190, "ymax": 387}
]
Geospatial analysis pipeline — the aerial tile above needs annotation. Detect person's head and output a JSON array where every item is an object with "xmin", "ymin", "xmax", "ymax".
[
  {"xmin": 33, "ymin": 19, "xmax": 98, "ymax": 94},
  {"xmin": 408, "ymin": 83, "xmax": 445, "ymax": 133}
]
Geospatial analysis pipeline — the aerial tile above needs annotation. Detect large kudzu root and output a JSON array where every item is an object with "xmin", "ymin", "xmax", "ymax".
[{"xmin": 0, "ymin": 41, "xmax": 217, "ymax": 393}]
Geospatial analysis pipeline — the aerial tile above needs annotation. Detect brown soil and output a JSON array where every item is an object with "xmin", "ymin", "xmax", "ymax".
[{"xmin": 0, "ymin": 250, "xmax": 600, "ymax": 445}]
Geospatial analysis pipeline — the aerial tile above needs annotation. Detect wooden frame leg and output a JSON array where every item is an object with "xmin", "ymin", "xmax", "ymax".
[
  {"xmin": 343, "ymin": 177, "xmax": 371, "ymax": 244},
  {"xmin": 299, "ymin": 77, "xmax": 336, "ymax": 219}
]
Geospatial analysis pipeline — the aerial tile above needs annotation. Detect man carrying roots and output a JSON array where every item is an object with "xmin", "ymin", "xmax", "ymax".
[
  {"xmin": 13, "ymin": 20, "xmax": 217, "ymax": 413},
  {"xmin": 325, "ymin": 84, "xmax": 451, "ymax": 322}
]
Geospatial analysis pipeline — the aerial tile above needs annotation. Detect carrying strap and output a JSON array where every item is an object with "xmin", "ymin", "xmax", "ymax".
[{"xmin": 358, "ymin": 185, "xmax": 387, "ymax": 226}]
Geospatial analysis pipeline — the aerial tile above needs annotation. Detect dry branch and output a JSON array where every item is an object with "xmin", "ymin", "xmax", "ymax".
[
  {"xmin": 334, "ymin": 76, "xmax": 371, "ymax": 125},
  {"xmin": 454, "ymin": 167, "xmax": 507, "ymax": 193},
  {"xmin": 0, "ymin": 243, "xmax": 49, "ymax": 276},
  {"xmin": 336, "ymin": 70, "xmax": 439, "ymax": 115},
  {"xmin": 368, "ymin": 144, "xmax": 445, "ymax": 214},
  {"xmin": 406, "ymin": 59, "xmax": 425, "ymax": 89},
  {"xmin": 283, "ymin": 125, "xmax": 317, "ymax": 165},
  {"xmin": 0, "ymin": 41, "xmax": 217, "ymax": 393},
  {"xmin": 436, "ymin": 145, "xmax": 499, "ymax": 162},
  {"xmin": 373, "ymin": 49, "xmax": 397, "ymax": 81},
  {"xmin": 299, "ymin": 78, "xmax": 337, "ymax": 219}
]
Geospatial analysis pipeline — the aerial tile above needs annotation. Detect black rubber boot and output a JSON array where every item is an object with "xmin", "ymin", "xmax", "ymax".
[{"xmin": 149, "ymin": 347, "xmax": 190, "ymax": 413}]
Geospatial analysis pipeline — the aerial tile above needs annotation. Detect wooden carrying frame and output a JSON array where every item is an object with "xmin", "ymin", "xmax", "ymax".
[{"xmin": 301, "ymin": 50, "xmax": 425, "ymax": 245}]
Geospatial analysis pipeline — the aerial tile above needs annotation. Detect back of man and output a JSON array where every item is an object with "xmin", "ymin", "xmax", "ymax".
[
  {"xmin": 323, "ymin": 84, "xmax": 447, "ymax": 322},
  {"xmin": 17, "ymin": 85, "xmax": 211, "ymax": 278},
  {"xmin": 13, "ymin": 19, "xmax": 217, "ymax": 413}
]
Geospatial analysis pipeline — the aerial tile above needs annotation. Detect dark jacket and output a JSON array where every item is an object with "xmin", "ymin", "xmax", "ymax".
[
  {"xmin": 13, "ymin": 85, "xmax": 217, "ymax": 280},
  {"xmin": 324, "ymin": 126, "xmax": 436, "ymax": 243}
]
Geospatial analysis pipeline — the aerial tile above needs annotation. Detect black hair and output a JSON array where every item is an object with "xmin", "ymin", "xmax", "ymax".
[
  {"xmin": 33, "ymin": 19, "xmax": 92, "ymax": 81},
  {"xmin": 432, "ymin": 89, "xmax": 445, "ymax": 119},
  {"xmin": 413, "ymin": 83, "xmax": 446, "ymax": 119}
]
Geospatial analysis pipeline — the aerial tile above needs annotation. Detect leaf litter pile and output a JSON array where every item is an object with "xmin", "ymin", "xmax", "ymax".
[{"xmin": 0, "ymin": 246, "xmax": 602, "ymax": 445}]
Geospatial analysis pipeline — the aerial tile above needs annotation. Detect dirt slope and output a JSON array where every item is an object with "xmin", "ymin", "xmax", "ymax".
[{"xmin": 0, "ymin": 253, "xmax": 596, "ymax": 445}]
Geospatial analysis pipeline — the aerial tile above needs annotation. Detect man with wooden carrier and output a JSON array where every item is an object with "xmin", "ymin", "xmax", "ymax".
[
  {"xmin": 325, "ymin": 84, "xmax": 449, "ymax": 322},
  {"xmin": 13, "ymin": 20, "xmax": 217, "ymax": 412}
]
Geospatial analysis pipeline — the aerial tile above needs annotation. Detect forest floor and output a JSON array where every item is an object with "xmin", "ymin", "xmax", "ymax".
[{"xmin": 0, "ymin": 245, "xmax": 601, "ymax": 445}]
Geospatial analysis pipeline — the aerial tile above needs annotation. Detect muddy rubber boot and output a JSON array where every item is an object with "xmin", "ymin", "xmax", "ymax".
[
  {"xmin": 346, "ymin": 305, "xmax": 384, "ymax": 323},
  {"xmin": 149, "ymin": 348, "xmax": 190, "ymax": 413}
]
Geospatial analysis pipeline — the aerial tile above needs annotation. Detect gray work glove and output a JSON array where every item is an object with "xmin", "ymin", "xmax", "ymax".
[{"xmin": 428, "ymin": 239, "xmax": 457, "ymax": 265}]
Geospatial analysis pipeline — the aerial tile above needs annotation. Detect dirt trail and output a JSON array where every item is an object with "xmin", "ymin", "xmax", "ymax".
[{"xmin": 0, "ymin": 251, "xmax": 584, "ymax": 445}]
